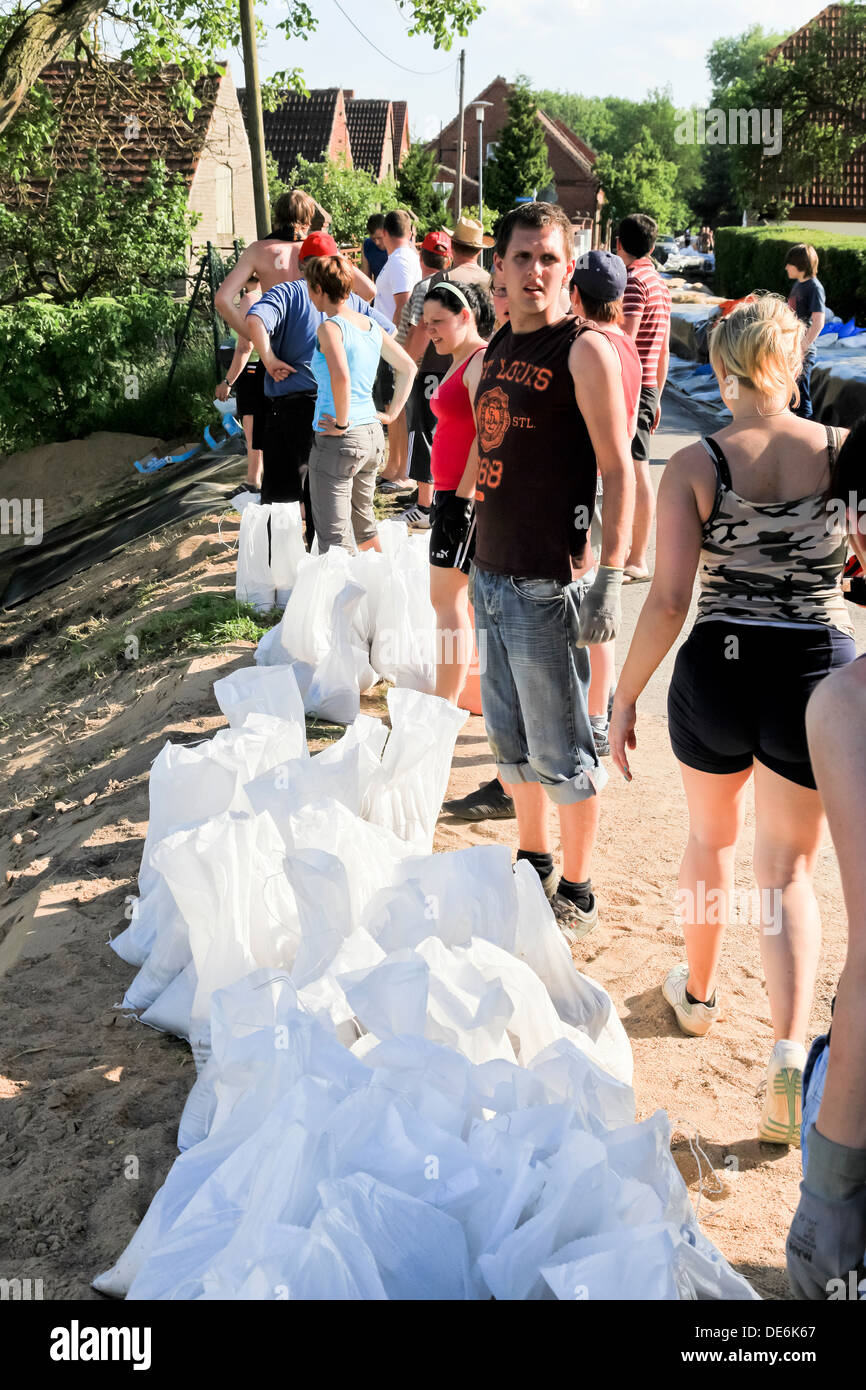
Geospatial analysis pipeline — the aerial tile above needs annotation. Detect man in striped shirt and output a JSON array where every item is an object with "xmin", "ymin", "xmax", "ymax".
[{"xmin": 616, "ymin": 214, "xmax": 671, "ymax": 581}]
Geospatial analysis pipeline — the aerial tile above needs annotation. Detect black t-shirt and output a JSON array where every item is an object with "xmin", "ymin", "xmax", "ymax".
[
  {"xmin": 472, "ymin": 316, "xmax": 596, "ymax": 583},
  {"xmin": 788, "ymin": 277, "xmax": 826, "ymax": 327}
]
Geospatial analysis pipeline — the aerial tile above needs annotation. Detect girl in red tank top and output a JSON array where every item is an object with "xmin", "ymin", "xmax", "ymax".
[{"xmin": 421, "ymin": 280, "xmax": 493, "ymax": 705}]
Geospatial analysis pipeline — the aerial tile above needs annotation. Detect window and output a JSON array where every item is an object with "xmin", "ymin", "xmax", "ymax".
[
  {"xmin": 215, "ymin": 164, "xmax": 233, "ymax": 237},
  {"xmin": 486, "ymin": 141, "xmax": 499, "ymax": 160}
]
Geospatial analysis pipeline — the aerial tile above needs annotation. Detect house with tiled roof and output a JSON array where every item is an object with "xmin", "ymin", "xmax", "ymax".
[
  {"xmin": 239, "ymin": 86, "xmax": 352, "ymax": 184},
  {"xmin": 345, "ymin": 97, "xmax": 395, "ymax": 180},
  {"xmin": 30, "ymin": 61, "xmax": 256, "ymax": 255},
  {"xmin": 766, "ymin": 4, "xmax": 866, "ymax": 233},
  {"xmin": 431, "ymin": 77, "xmax": 603, "ymax": 246}
]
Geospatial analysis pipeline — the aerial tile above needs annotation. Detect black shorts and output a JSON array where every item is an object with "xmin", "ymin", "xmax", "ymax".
[
  {"xmin": 234, "ymin": 358, "xmax": 265, "ymax": 418},
  {"xmin": 430, "ymin": 490, "xmax": 475, "ymax": 574},
  {"xmin": 406, "ymin": 366, "xmax": 443, "ymax": 485},
  {"xmin": 260, "ymin": 391, "xmax": 315, "ymax": 505},
  {"xmin": 632, "ymin": 385, "xmax": 660, "ymax": 462},
  {"xmin": 668, "ymin": 620, "xmax": 855, "ymax": 789}
]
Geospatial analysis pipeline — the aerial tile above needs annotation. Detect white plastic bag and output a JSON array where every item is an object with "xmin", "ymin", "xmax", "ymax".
[
  {"xmin": 213, "ymin": 664, "xmax": 307, "ymax": 738},
  {"xmin": 269, "ymin": 502, "xmax": 306, "ymax": 607},
  {"xmin": 364, "ymin": 688, "xmax": 468, "ymax": 852},
  {"xmin": 236, "ymin": 502, "xmax": 275, "ymax": 613}
]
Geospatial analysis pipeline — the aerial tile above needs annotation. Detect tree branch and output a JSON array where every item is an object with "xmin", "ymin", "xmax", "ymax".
[{"xmin": 0, "ymin": 0, "xmax": 108, "ymax": 134}]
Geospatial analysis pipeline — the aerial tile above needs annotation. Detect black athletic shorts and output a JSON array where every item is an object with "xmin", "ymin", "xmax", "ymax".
[
  {"xmin": 430, "ymin": 490, "xmax": 475, "ymax": 574},
  {"xmin": 407, "ymin": 366, "xmax": 442, "ymax": 485},
  {"xmin": 668, "ymin": 619, "xmax": 855, "ymax": 789},
  {"xmin": 260, "ymin": 391, "xmax": 315, "ymax": 505},
  {"xmin": 234, "ymin": 360, "xmax": 267, "ymax": 451},
  {"xmin": 632, "ymin": 385, "xmax": 660, "ymax": 463}
]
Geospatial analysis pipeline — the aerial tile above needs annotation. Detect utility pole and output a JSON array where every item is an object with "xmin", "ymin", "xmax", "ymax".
[
  {"xmin": 238, "ymin": 0, "xmax": 271, "ymax": 238},
  {"xmin": 455, "ymin": 48, "xmax": 465, "ymax": 219}
]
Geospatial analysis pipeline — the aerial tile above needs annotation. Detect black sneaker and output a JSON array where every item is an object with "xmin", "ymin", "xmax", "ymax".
[{"xmin": 442, "ymin": 777, "xmax": 516, "ymax": 821}]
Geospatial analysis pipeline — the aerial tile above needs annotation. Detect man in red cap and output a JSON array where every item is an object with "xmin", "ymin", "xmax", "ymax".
[{"xmin": 242, "ymin": 234, "xmax": 396, "ymax": 528}]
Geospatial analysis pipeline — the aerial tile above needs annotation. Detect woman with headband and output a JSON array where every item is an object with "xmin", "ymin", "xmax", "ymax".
[{"xmin": 421, "ymin": 279, "xmax": 494, "ymax": 703}]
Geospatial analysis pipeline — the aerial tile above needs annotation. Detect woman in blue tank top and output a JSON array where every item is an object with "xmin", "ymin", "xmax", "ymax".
[{"xmin": 305, "ymin": 255, "xmax": 416, "ymax": 553}]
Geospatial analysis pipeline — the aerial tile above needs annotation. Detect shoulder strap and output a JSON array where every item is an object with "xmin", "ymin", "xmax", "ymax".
[
  {"xmin": 701, "ymin": 435, "xmax": 733, "ymax": 490},
  {"xmin": 824, "ymin": 423, "xmax": 839, "ymax": 469}
]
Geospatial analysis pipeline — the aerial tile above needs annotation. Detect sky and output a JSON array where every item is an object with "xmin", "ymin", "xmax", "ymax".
[{"xmin": 227, "ymin": 0, "xmax": 825, "ymax": 142}]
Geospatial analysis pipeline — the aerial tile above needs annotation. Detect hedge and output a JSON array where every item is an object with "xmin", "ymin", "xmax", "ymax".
[
  {"xmin": 0, "ymin": 292, "xmax": 217, "ymax": 455},
  {"xmin": 715, "ymin": 227, "xmax": 866, "ymax": 323}
]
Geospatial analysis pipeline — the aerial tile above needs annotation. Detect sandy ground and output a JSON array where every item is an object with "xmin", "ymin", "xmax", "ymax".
[{"xmin": 0, "ymin": 396, "xmax": 861, "ymax": 1300}]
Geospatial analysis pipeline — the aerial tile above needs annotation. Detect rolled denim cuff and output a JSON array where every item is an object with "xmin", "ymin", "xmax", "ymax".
[{"xmin": 806, "ymin": 1126, "xmax": 866, "ymax": 1201}]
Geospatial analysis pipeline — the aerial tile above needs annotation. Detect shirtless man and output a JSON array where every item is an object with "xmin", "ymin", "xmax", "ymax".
[{"xmin": 215, "ymin": 189, "xmax": 375, "ymax": 340}]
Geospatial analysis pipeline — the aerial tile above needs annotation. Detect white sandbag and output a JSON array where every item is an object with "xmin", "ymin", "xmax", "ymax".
[
  {"xmin": 254, "ymin": 621, "xmax": 285, "ymax": 667},
  {"xmin": 285, "ymin": 798, "xmax": 412, "ymax": 925},
  {"xmin": 269, "ymin": 501, "xmax": 306, "ymax": 606},
  {"xmin": 363, "ymin": 844, "xmax": 518, "ymax": 954},
  {"xmin": 230, "ymin": 491, "xmax": 261, "ymax": 512},
  {"xmin": 139, "ymin": 959, "xmax": 197, "ymax": 1040},
  {"xmin": 213, "ymin": 664, "xmax": 307, "ymax": 738},
  {"xmin": 370, "ymin": 548, "xmax": 436, "ymax": 691},
  {"xmin": 540, "ymin": 1223, "xmax": 681, "ymax": 1301},
  {"xmin": 364, "ymin": 688, "xmax": 468, "ymax": 853},
  {"xmin": 236, "ymin": 501, "xmax": 275, "ymax": 613},
  {"xmin": 304, "ymin": 580, "xmax": 374, "ymax": 724}
]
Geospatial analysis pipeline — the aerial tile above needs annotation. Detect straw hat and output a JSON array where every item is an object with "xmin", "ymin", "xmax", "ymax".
[{"xmin": 451, "ymin": 215, "xmax": 495, "ymax": 250}]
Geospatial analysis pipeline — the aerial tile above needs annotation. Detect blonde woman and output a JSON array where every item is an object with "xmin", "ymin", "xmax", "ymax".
[{"xmin": 610, "ymin": 294, "xmax": 865, "ymax": 1145}]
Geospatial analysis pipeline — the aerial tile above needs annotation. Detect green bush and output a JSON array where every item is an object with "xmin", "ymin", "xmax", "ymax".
[
  {"xmin": 0, "ymin": 293, "xmax": 218, "ymax": 453},
  {"xmin": 715, "ymin": 227, "xmax": 866, "ymax": 321}
]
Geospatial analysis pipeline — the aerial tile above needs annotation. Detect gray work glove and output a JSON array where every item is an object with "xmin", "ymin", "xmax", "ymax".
[
  {"xmin": 576, "ymin": 566, "xmax": 624, "ymax": 647},
  {"xmin": 786, "ymin": 1128, "xmax": 866, "ymax": 1300}
]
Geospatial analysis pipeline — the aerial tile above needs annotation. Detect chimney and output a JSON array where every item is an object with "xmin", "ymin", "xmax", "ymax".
[{"xmin": 344, "ymin": 89, "xmax": 354, "ymax": 100}]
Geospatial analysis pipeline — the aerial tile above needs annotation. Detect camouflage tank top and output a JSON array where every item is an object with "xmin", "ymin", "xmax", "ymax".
[{"xmin": 696, "ymin": 427, "xmax": 853, "ymax": 636}]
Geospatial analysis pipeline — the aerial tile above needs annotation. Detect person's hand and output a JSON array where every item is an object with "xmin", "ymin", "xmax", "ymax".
[
  {"xmin": 786, "ymin": 1182, "xmax": 866, "ymax": 1300},
  {"xmin": 376, "ymin": 409, "xmax": 393, "ymax": 427},
  {"xmin": 316, "ymin": 412, "xmax": 350, "ymax": 437},
  {"xmin": 609, "ymin": 694, "xmax": 637, "ymax": 782},
  {"xmin": 576, "ymin": 566, "xmax": 623, "ymax": 646},
  {"xmin": 653, "ymin": 402, "xmax": 662, "ymax": 431},
  {"xmin": 215, "ymin": 380, "xmax": 230, "ymax": 402},
  {"xmin": 265, "ymin": 355, "xmax": 296, "ymax": 382}
]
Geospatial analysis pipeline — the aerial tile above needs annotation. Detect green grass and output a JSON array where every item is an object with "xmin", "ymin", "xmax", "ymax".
[{"xmin": 53, "ymin": 594, "xmax": 282, "ymax": 696}]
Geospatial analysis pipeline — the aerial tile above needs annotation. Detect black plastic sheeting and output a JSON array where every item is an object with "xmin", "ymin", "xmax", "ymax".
[{"xmin": 0, "ymin": 445, "xmax": 246, "ymax": 610}]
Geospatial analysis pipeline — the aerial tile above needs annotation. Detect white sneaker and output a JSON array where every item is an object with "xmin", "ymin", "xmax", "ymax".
[
  {"xmin": 399, "ymin": 502, "xmax": 431, "ymax": 529},
  {"xmin": 662, "ymin": 963, "xmax": 720, "ymax": 1037},
  {"xmin": 757, "ymin": 1040, "xmax": 807, "ymax": 1145}
]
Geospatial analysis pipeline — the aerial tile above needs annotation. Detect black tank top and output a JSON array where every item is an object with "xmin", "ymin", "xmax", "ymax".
[{"xmin": 473, "ymin": 316, "xmax": 596, "ymax": 582}]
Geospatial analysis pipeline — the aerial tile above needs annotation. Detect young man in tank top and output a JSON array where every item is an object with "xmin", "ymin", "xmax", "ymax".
[{"xmin": 458, "ymin": 203, "xmax": 635, "ymax": 939}]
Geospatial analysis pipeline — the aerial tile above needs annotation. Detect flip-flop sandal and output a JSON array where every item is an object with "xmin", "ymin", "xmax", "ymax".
[{"xmin": 623, "ymin": 568, "xmax": 652, "ymax": 584}]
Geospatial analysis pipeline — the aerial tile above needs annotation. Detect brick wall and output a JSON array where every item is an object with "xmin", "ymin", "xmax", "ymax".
[
  {"xmin": 328, "ymin": 91, "xmax": 353, "ymax": 165},
  {"xmin": 188, "ymin": 68, "xmax": 257, "ymax": 256}
]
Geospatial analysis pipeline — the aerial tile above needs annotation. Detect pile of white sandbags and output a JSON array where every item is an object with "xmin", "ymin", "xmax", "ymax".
[
  {"xmin": 252, "ymin": 520, "xmax": 437, "ymax": 724},
  {"xmin": 98, "ymin": 658, "xmax": 757, "ymax": 1301}
]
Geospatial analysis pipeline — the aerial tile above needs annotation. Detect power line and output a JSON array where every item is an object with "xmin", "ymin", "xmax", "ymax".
[{"xmin": 330, "ymin": 0, "xmax": 458, "ymax": 76}]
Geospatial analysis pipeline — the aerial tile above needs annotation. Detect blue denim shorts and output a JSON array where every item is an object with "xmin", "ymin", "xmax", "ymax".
[{"xmin": 470, "ymin": 565, "xmax": 607, "ymax": 804}]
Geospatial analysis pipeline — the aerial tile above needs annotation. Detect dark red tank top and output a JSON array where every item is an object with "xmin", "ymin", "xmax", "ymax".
[
  {"xmin": 430, "ymin": 348, "xmax": 484, "ymax": 491},
  {"xmin": 473, "ymin": 316, "xmax": 596, "ymax": 582},
  {"xmin": 576, "ymin": 322, "xmax": 642, "ymax": 431}
]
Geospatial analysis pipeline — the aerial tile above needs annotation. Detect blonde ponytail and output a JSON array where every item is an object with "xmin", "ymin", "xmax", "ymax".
[{"xmin": 709, "ymin": 294, "xmax": 804, "ymax": 411}]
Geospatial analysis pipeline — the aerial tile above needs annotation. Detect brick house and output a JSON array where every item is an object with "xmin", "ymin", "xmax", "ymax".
[
  {"xmin": 392, "ymin": 101, "xmax": 410, "ymax": 172},
  {"xmin": 431, "ymin": 76, "xmax": 604, "ymax": 246},
  {"xmin": 35, "ymin": 61, "xmax": 257, "ymax": 256},
  {"xmin": 767, "ymin": 4, "xmax": 866, "ymax": 234}
]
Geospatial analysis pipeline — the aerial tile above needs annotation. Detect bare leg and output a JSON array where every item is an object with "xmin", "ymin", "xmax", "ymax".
[
  {"xmin": 588, "ymin": 640, "xmax": 615, "ymax": 718},
  {"xmin": 430, "ymin": 566, "xmax": 472, "ymax": 704},
  {"xmin": 558, "ymin": 794, "xmax": 601, "ymax": 883},
  {"xmin": 806, "ymin": 662, "xmax": 866, "ymax": 1146},
  {"xmin": 503, "ymin": 780, "xmax": 549, "ymax": 853},
  {"xmin": 753, "ymin": 760, "xmax": 826, "ymax": 1047},
  {"xmin": 380, "ymin": 411, "xmax": 409, "ymax": 481},
  {"xmin": 624, "ymin": 456, "xmax": 654, "ymax": 575},
  {"xmin": 677, "ymin": 763, "xmax": 752, "ymax": 1002},
  {"xmin": 242, "ymin": 414, "xmax": 263, "ymax": 488},
  {"xmin": 418, "ymin": 481, "xmax": 434, "ymax": 508}
]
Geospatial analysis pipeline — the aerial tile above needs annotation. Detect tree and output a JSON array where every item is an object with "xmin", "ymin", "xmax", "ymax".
[
  {"xmin": 395, "ymin": 142, "xmax": 448, "ymax": 234},
  {"xmin": 723, "ymin": 4, "xmax": 866, "ymax": 217},
  {"xmin": 288, "ymin": 154, "xmax": 395, "ymax": 246},
  {"xmin": 0, "ymin": 153, "xmax": 196, "ymax": 302},
  {"xmin": 695, "ymin": 23, "xmax": 785, "ymax": 225},
  {"xmin": 485, "ymin": 77, "xmax": 554, "ymax": 214},
  {"xmin": 595, "ymin": 133, "xmax": 690, "ymax": 236},
  {"xmin": 0, "ymin": 0, "xmax": 483, "ymax": 135}
]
